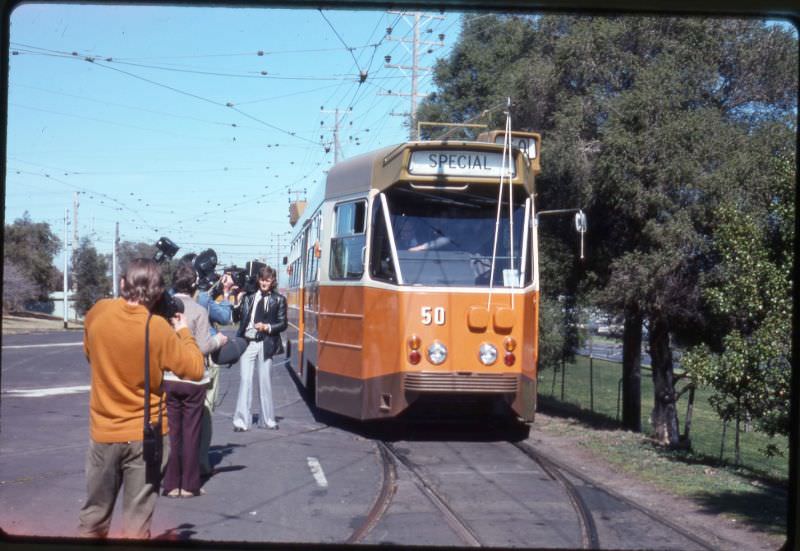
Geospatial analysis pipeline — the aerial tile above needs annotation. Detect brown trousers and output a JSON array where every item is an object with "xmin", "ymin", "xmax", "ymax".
[{"xmin": 163, "ymin": 380, "xmax": 206, "ymax": 494}]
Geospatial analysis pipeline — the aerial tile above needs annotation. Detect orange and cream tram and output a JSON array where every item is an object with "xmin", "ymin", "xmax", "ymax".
[{"xmin": 285, "ymin": 131, "xmax": 545, "ymax": 421}]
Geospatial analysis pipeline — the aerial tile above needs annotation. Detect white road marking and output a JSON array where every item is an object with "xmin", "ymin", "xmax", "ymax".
[
  {"xmin": 307, "ymin": 457, "xmax": 328, "ymax": 488},
  {"xmin": 2, "ymin": 342, "xmax": 83, "ymax": 349},
  {"xmin": 3, "ymin": 385, "xmax": 90, "ymax": 397}
]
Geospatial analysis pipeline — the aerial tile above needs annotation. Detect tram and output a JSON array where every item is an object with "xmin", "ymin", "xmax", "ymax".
[{"xmin": 284, "ymin": 129, "xmax": 554, "ymax": 422}]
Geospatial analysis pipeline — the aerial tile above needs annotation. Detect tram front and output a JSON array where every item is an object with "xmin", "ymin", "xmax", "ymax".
[{"xmin": 361, "ymin": 142, "xmax": 539, "ymax": 421}]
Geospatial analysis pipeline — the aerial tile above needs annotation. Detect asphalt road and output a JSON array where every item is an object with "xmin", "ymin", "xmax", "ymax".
[{"xmin": 1, "ymin": 330, "xmax": 717, "ymax": 549}]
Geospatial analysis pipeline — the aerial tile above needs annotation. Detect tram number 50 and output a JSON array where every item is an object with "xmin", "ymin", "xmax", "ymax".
[{"xmin": 421, "ymin": 306, "xmax": 446, "ymax": 326}]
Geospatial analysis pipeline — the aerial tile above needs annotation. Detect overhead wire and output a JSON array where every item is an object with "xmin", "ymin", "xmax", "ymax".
[
  {"xmin": 12, "ymin": 82, "xmax": 252, "ymax": 131},
  {"xmin": 13, "ymin": 44, "xmax": 346, "ymax": 145},
  {"xmin": 8, "ymin": 10, "xmax": 461, "ymax": 259}
]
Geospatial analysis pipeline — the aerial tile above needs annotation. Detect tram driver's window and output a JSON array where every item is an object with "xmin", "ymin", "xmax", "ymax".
[
  {"xmin": 369, "ymin": 199, "xmax": 397, "ymax": 283},
  {"xmin": 330, "ymin": 200, "xmax": 366, "ymax": 280}
]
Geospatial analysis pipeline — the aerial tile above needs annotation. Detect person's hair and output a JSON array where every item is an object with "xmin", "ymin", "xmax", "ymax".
[
  {"xmin": 258, "ymin": 265, "xmax": 277, "ymax": 290},
  {"xmin": 172, "ymin": 261, "xmax": 198, "ymax": 294},
  {"xmin": 120, "ymin": 258, "xmax": 164, "ymax": 307}
]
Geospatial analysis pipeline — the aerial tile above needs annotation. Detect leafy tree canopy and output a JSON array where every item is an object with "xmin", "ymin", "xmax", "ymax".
[
  {"xmin": 73, "ymin": 237, "xmax": 111, "ymax": 316},
  {"xmin": 416, "ymin": 14, "xmax": 796, "ymax": 446},
  {"xmin": 4, "ymin": 212, "xmax": 62, "ymax": 300}
]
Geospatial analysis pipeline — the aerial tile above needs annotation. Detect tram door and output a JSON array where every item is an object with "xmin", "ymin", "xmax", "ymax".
[
  {"xmin": 294, "ymin": 224, "xmax": 308, "ymax": 383},
  {"xmin": 299, "ymin": 215, "xmax": 321, "ymax": 387}
]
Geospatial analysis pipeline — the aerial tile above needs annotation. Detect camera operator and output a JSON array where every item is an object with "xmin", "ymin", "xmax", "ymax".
[
  {"xmin": 195, "ymin": 271, "xmax": 235, "ymax": 478},
  {"xmin": 162, "ymin": 262, "xmax": 228, "ymax": 498},
  {"xmin": 79, "ymin": 258, "xmax": 204, "ymax": 539},
  {"xmin": 232, "ymin": 266, "xmax": 287, "ymax": 431}
]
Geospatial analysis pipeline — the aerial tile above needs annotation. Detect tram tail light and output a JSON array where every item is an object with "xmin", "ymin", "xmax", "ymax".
[
  {"xmin": 408, "ymin": 334, "xmax": 422, "ymax": 364},
  {"xmin": 503, "ymin": 336, "xmax": 517, "ymax": 352},
  {"xmin": 504, "ymin": 352, "xmax": 516, "ymax": 366}
]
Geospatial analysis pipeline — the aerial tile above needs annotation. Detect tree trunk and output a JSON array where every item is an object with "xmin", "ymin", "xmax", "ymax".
[
  {"xmin": 735, "ymin": 399, "xmax": 742, "ymax": 466},
  {"xmin": 648, "ymin": 317, "xmax": 681, "ymax": 447},
  {"xmin": 683, "ymin": 385, "xmax": 695, "ymax": 445},
  {"xmin": 621, "ymin": 308, "xmax": 642, "ymax": 432}
]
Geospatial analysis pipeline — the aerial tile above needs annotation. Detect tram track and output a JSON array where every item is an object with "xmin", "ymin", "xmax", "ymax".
[
  {"xmin": 383, "ymin": 440, "xmax": 484, "ymax": 547},
  {"xmin": 349, "ymin": 436, "xmax": 600, "ymax": 548},
  {"xmin": 511, "ymin": 441, "xmax": 600, "ymax": 549},
  {"xmin": 511, "ymin": 440, "xmax": 720, "ymax": 551},
  {"xmin": 346, "ymin": 442, "xmax": 398, "ymax": 544},
  {"xmin": 349, "ymin": 428, "xmax": 719, "ymax": 550}
]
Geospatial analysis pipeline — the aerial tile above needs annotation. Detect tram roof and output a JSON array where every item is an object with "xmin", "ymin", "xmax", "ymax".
[{"xmin": 324, "ymin": 139, "xmax": 533, "ymax": 201}]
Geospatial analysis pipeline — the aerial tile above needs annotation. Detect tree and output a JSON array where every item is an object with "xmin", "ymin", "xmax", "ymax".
[
  {"xmin": 593, "ymin": 20, "xmax": 796, "ymax": 446},
  {"xmin": 116, "ymin": 240, "xmax": 158, "ymax": 276},
  {"xmin": 537, "ymin": 295, "xmax": 569, "ymax": 370},
  {"xmin": 73, "ymin": 237, "xmax": 111, "ymax": 316},
  {"xmin": 2, "ymin": 258, "xmax": 38, "ymax": 313},
  {"xmin": 416, "ymin": 15, "xmax": 797, "ymax": 447},
  {"xmin": 115, "ymin": 240, "xmax": 181, "ymax": 288},
  {"xmin": 3, "ymin": 212, "xmax": 62, "ymax": 300},
  {"xmin": 682, "ymin": 155, "xmax": 793, "ymax": 461}
]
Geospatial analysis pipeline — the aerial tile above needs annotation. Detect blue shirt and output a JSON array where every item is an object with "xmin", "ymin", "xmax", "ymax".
[{"xmin": 197, "ymin": 290, "xmax": 233, "ymax": 335}]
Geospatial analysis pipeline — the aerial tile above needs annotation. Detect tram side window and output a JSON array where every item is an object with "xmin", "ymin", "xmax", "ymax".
[
  {"xmin": 369, "ymin": 199, "xmax": 396, "ymax": 283},
  {"xmin": 289, "ymin": 258, "xmax": 301, "ymax": 288},
  {"xmin": 330, "ymin": 200, "xmax": 366, "ymax": 280},
  {"xmin": 305, "ymin": 244, "xmax": 318, "ymax": 284},
  {"xmin": 305, "ymin": 215, "xmax": 321, "ymax": 283}
]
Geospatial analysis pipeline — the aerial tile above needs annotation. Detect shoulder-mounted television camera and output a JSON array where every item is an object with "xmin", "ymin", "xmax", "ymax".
[
  {"xmin": 151, "ymin": 237, "xmax": 184, "ymax": 319},
  {"xmin": 219, "ymin": 260, "xmax": 266, "ymax": 295}
]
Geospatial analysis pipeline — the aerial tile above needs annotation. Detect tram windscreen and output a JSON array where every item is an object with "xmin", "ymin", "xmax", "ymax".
[{"xmin": 373, "ymin": 185, "xmax": 533, "ymax": 287}]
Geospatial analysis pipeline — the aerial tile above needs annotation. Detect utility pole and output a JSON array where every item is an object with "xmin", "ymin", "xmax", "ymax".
[
  {"xmin": 63, "ymin": 208, "xmax": 69, "ymax": 329},
  {"xmin": 320, "ymin": 107, "xmax": 347, "ymax": 163},
  {"xmin": 382, "ymin": 11, "xmax": 445, "ymax": 139},
  {"xmin": 112, "ymin": 222, "xmax": 119, "ymax": 298},
  {"xmin": 334, "ymin": 108, "xmax": 341, "ymax": 164},
  {"xmin": 268, "ymin": 231, "xmax": 291, "ymax": 268},
  {"xmin": 72, "ymin": 192, "xmax": 79, "ymax": 293}
]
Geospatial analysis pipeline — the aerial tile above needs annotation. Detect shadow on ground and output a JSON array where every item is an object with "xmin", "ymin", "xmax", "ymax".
[
  {"xmin": 538, "ymin": 394, "xmax": 788, "ymax": 536},
  {"xmin": 691, "ymin": 486, "xmax": 787, "ymax": 536}
]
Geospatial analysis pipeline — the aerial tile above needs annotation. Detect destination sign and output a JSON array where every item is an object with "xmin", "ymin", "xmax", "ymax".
[
  {"xmin": 494, "ymin": 134, "xmax": 537, "ymax": 159},
  {"xmin": 408, "ymin": 150, "xmax": 516, "ymax": 178}
]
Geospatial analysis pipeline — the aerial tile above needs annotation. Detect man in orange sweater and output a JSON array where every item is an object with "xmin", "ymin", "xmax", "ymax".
[{"xmin": 79, "ymin": 258, "xmax": 205, "ymax": 539}]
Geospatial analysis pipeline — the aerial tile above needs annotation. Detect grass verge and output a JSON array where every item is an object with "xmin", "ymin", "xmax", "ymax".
[
  {"xmin": 538, "ymin": 396, "xmax": 788, "ymax": 538},
  {"xmin": 2, "ymin": 314, "xmax": 83, "ymax": 335}
]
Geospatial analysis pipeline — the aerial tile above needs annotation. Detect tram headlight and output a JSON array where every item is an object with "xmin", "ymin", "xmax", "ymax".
[
  {"xmin": 478, "ymin": 343, "xmax": 498, "ymax": 366},
  {"xmin": 427, "ymin": 341, "xmax": 447, "ymax": 365}
]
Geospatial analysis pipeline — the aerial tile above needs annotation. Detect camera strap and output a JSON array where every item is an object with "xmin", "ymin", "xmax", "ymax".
[{"xmin": 143, "ymin": 313, "xmax": 164, "ymax": 432}]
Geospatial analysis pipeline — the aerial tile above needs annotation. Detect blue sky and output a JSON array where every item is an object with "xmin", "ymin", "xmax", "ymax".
[
  {"xmin": 5, "ymin": 3, "xmax": 462, "ymax": 270},
  {"xmin": 5, "ymin": 5, "xmax": 795, "ymax": 277}
]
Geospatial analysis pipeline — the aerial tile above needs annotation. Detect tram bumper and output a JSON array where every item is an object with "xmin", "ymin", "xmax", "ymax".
[
  {"xmin": 398, "ymin": 371, "xmax": 536, "ymax": 421},
  {"xmin": 317, "ymin": 369, "xmax": 536, "ymax": 422}
]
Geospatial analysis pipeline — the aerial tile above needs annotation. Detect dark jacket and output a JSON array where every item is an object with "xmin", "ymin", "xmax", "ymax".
[{"xmin": 234, "ymin": 290, "xmax": 287, "ymax": 359}]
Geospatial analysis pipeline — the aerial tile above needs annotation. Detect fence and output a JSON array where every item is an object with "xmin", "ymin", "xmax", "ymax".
[{"xmin": 537, "ymin": 352, "xmax": 788, "ymax": 481}]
